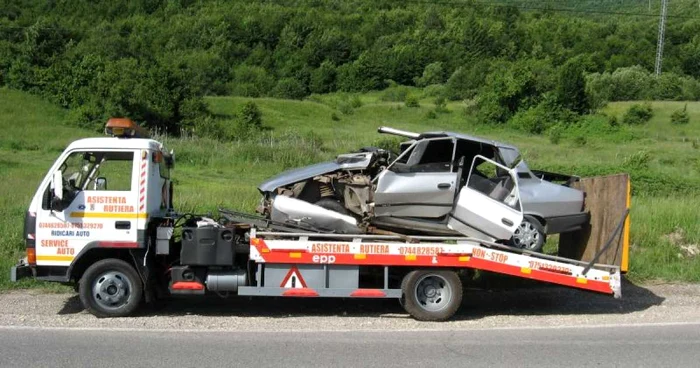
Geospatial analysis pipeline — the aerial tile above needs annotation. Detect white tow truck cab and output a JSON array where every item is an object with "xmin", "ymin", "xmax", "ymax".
[{"xmin": 11, "ymin": 119, "xmax": 625, "ymax": 321}]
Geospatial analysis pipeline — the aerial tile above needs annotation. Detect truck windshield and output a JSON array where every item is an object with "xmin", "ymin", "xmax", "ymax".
[{"xmin": 60, "ymin": 151, "xmax": 133, "ymax": 192}]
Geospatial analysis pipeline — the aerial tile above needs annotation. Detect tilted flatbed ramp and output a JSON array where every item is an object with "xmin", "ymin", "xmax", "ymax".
[{"xmin": 240, "ymin": 230, "xmax": 621, "ymax": 301}]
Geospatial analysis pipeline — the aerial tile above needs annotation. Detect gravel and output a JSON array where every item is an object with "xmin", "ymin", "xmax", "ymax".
[{"xmin": 0, "ymin": 281, "xmax": 698, "ymax": 331}]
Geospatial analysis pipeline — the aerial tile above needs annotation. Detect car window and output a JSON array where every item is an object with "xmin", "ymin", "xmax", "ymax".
[{"xmin": 468, "ymin": 157, "xmax": 519, "ymax": 210}]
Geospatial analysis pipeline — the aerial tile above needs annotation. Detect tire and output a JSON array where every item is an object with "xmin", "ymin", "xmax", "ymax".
[
  {"xmin": 79, "ymin": 258, "xmax": 143, "ymax": 318},
  {"xmin": 400, "ymin": 269, "xmax": 462, "ymax": 321},
  {"xmin": 315, "ymin": 198, "xmax": 351, "ymax": 216},
  {"xmin": 510, "ymin": 215, "xmax": 546, "ymax": 252}
]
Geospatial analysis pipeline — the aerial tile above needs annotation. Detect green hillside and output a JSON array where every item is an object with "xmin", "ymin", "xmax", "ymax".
[{"xmin": 1, "ymin": 88, "xmax": 699, "ymax": 288}]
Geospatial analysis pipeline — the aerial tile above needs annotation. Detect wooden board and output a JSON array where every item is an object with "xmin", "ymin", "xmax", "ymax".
[{"xmin": 558, "ymin": 173, "xmax": 630, "ymax": 270}]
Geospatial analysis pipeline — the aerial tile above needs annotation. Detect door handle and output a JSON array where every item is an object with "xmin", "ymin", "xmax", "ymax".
[
  {"xmin": 115, "ymin": 221, "xmax": 131, "ymax": 230},
  {"xmin": 501, "ymin": 218, "xmax": 514, "ymax": 227},
  {"xmin": 437, "ymin": 183, "xmax": 451, "ymax": 189}
]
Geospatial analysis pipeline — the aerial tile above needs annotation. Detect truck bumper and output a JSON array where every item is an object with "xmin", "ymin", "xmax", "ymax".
[{"xmin": 10, "ymin": 262, "xmax": 33, "ymax": 282}]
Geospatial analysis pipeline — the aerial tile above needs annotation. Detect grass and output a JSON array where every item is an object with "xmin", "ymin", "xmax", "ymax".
[{"xmin": 0, "ymin": 87, "xmax": 699, "ymax": 290}]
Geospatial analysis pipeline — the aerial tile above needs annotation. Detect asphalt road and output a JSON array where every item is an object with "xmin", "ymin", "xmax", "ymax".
[{"xmin": 1, "ymin": 322, "xmax": 699, "ymax": 367}]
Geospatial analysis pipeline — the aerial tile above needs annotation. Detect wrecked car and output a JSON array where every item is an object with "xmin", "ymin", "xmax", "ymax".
[{"xmin": 257, "ymin": 127, "xmax": 588, "ymax": 252}]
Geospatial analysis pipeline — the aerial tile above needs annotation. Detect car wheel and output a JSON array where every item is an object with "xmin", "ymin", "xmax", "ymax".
[{"xmin": 511, "ymin": 215, "xmax": 546, "ymax": 252}]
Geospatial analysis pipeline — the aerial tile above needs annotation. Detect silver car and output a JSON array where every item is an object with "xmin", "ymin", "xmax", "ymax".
[{"xmin": 257, "ymin": 127, "xmax": 588, "ymax": 251}]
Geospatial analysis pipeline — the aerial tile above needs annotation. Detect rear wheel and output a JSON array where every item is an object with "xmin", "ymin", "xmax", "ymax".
[
  {"xmin": 400, "ymin": 270, "xmax": 462, "ymax": 321},
  {"xmin": 511, "ymin": 215, "xmax": 546, "ymax": 252},
  {"xmin": 79, "ymin": 258, "xmax": 143, "ymax": 318}
]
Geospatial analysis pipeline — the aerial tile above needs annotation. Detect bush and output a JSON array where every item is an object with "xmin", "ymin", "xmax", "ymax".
[
  {"xmin": 508, "ymin": 96, "xmax": 576, "ymax": 134},
  {"xmin": 233, "ymin": 101, "xmax": 264, "ymax": 139},
  {"xmin": 349, "ymin": 95, "xmax": 363, "ymax": 108},
  {"xmin": 331, "ymin": 112, "xmax": 340, "ymax": 121},
  {"xmin": 434, "ymin": 97, "xmax": 448, "ymax": 113},
  {"xmin": 414, "ymin": 62, "xmax": 446, "ymax": 87},
  {"xmin": 309, "ymin": 61, "xmax": 337, "ymax": 94},
  {"xmin": 574, "ymin": 135, "xmax": 587, "ymax": 146},
  {"xmin": 404, "ymin": 95, "xmax": 420, "ymax": 108},
  {"xmin": 623, "ymin": 103, "xmax": 654, "ymax": 125},
  {"xmin": 425, "ymin": 110, "xmax": 437, "ymax": 119},
  {"xmin": 548, "ymin": 124, "xmax": 563, "ymax": 145},
  {"xmin": 272, "ymin": 77, "xmax": 307, "ymax": 99},
  {"xmin": 338, "ymin": 101, "xmax": 354, "ymax": 115},
  {"xmin": 380, "ymin": 85, "xmax": 411, "ymax": 102},
  {"xmin": 229, "ymin": 65, "xmax": 275, "ymax": 98},
  {"xmin": 670, "ymin": 105, "xmax": 690, "ymax": 125},
  {"xmin": 422, "ymin": 84, "xmax": 446, "ymax": 98},
  {"xmin": 556, "ymin": 58, "xmax": 590, "ymax": 114}
]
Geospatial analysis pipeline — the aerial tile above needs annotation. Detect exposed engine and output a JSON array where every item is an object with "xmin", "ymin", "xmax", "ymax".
[{"xmin": 257, "ymin": 148, "xmax": 392, "ymax": 233}]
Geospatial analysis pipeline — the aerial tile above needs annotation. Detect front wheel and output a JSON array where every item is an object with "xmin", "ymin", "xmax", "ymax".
[
  {"xmin": 79, "ymin": 258, "xmax": 143, "ymax": 318},
  {"xmin": 400, "ymin": 270, "xmax": 462, "ymax": 321}
]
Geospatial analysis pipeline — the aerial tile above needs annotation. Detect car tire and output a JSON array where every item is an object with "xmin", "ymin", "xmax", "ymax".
[
  {"xmin": 79, "ymin": 258, "xmax": 143, "ymax": 318},
  {"xmin": 400, "ymin": 269, "xmax": 462, "ymax": 321},
  {"xmin": 511, "ymin": 215, "xmax": 546, "ymax": 252}
]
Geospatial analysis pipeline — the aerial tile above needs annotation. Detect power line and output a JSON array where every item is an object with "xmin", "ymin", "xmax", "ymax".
[{"xmin": 399, "ymin": 0, "xmax": 700, "ymax": 20}]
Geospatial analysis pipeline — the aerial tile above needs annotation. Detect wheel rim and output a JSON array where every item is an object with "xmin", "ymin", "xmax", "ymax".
[
  {"xmin": 413, "ymin": 274, "xmax": 452, "ymax": 312},
  {"xmin": 92, "ymin": 271, "xmax": 133, "ymax": 311},
  {"xmin": 513, "ymin": 220, "xmax": 541, "ymax": 250}
]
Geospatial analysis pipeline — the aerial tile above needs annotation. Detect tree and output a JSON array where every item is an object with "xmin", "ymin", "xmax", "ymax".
[{"xmin": 556, "ymin": 58, "xmax": 590, "ymax": 114}]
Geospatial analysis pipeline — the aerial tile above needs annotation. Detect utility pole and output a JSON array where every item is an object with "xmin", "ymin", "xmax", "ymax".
[{"xmin": 655, "ymin": 0, "xmax": 668, "ymax": 75}]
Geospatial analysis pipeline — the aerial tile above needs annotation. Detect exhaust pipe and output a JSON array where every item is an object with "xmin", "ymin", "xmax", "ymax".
[{"xmin": 377, "ymin": 127, "xmax": 420, "ymax": 139}]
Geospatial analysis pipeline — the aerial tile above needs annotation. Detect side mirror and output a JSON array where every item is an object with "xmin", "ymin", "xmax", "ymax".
[
  {"xmin": 52, "ymin": 170, "xmax": 63, "ymax": 200},
  {"xmin": 95, "ymin": 177, "xmax": 107, "ymax": 191}
]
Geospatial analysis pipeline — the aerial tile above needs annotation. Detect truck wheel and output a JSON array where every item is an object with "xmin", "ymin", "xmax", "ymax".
[
  {"xmin": 400, "ymin": 270, "xmax": 462, "ymax": 321},
  {"xmin": 511, "ymin": 215, "xmax": 546, "ymax": 252},
  {"xmin": 79, "ymin": 258, "xmax": 143, "ymax": 318}
]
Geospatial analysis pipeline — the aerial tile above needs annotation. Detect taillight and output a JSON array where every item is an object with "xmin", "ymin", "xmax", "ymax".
[{"xmin": 27, "ymin": 248, "xmax": 36, "ymax": 266}]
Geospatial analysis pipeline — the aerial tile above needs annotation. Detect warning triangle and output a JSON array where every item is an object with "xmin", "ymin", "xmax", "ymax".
[{"xmin": 280, "ymin": 266, "xmax": 307, "ymax": 289}]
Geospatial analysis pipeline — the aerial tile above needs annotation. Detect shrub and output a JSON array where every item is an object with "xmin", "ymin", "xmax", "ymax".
[
  {"xmin": 574, "ymin": 135, "xmax": 587, "ymax": 146},
  {"xmin": 309, "ymin": 61, "xmax": 337, "ymax": 94},
  {"xmin": 238, "ymin": 101, "xmax": 263, "ymax": 130},
  {"xmin": 425, "ymin": 110, "xmax": 437, "ymax": 119},
  {"xmin": 349, "ymin": 95, "xmax": 363, "ymax": 108},
  {"xmin": 434, "ymin": 97, "xmax": 448, "ymax": 113},
  {"xmin": 422, "ymin": 84, "xmax": 447, "ymax": 98},
  {"xmin": 229, "ymin": 65, "xmax": 275, "ymax": 98},
  {"xmin": 380, "ymin": 85, "xmax": 411, "ymax": 102},
  {"xmin": 622, "ymin": 103, "xmax": 653, "ymax": 125},
  {"xmin": 556, "ymin": 58, "xmax": 590, "ymax": 114},
  {"xmin": 338, "ymin": 101, "xmax": 354, "ymax": 115},
  {"xmin": 331, "ymin": 112, "xmax": 340, "ymax": 121},
  {"xmin": 404, "ymin": 95, "xmax": 420, "ymax": 108},
  {"xmin": 272, "ymin": 77, "xmax": 307, "ymax": 99},
  {"xmin": 623, "ymin": 150, "xmax": 651, "ymax": 170},
  {"xmin": 548, "ymin": 125, "xmax": 563, "ymax": 145},
  {"xmin": 607, "ymin": 114, "xmax": 619, "ymax": 127},
  {"xmin": 414, "ymin": 62, "xmax": 446, "ymax": 87},
  {"xmin": 670, "ymin": 105, "xmax": 690, "ymax": 125}
]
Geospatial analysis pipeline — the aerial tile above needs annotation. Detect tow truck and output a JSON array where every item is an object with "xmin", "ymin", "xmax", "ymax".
[{"xmin": 10, "ymin": 119, "xmax": 628, "ymax": 321}]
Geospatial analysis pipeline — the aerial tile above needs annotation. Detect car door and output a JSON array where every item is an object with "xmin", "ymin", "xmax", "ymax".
[
  {"xmin": 33, "ymin": 150, "xmax": 140, "ymax": 266},
  {"xmin": 448, "ymin": 155, "xmax": 523, "ymax": 241},
  {"xmin": 374, "ymin": 138, "xmax": 459, "ymax": 218}
]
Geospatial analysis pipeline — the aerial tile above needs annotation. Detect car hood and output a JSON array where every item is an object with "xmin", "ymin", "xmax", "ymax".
[{"xmin": 258, "ymin": 152, "xmax": 373, "ymax": 193}]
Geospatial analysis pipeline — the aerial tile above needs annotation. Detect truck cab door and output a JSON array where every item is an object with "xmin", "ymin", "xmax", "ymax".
[
  {"xmin": 448, "ymin": 155, "xmax": 523, "ymax": 241},
  {"xmin": 34, "ymin": 150, "xmax": 140, "ymax": 266},
  {"xmin": 374, "ymin": 138, "xmax": 458, "ymax": 218}
]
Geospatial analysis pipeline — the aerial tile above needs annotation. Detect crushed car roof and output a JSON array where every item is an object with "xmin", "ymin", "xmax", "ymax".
[{"xmin": 418, "ymin": 131, "xmax": 519, "ymax": 151}]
